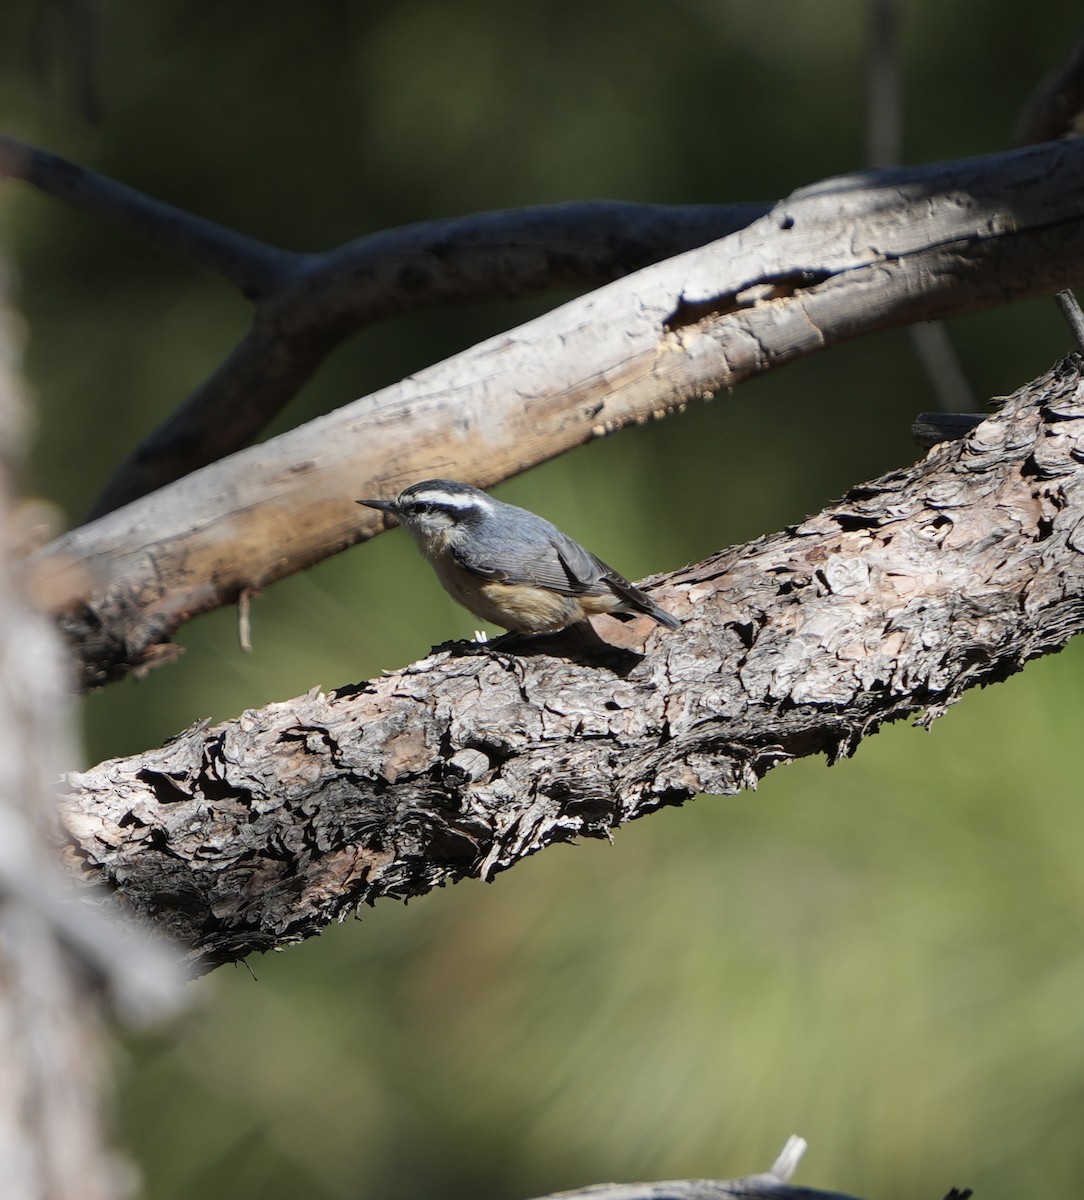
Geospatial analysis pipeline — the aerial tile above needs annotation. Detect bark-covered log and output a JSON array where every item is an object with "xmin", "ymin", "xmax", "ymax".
[
  {"xmin": 62, "ymin": 358, "xmax": 1084, "ymax": 972},
  {"xmin": 33, "ymin": 137, "xmax": 1084, "ymax": 690}
]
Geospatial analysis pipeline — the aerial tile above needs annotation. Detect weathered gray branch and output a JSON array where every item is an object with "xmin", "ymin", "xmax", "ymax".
[
  {"xmin": 30, "ymin": 138, "xmax": 1084, "ymax": 690},
  {"xmin": 0, "ymin": 133, "xmax": 763, "ymax": 515},
  {"xmin": 87, "ymin": 198, "xmax": 760, "ymax": 520},
  {"xmin": 60, "ymin": 358, "xmax": 1084, "ymax": 972}
]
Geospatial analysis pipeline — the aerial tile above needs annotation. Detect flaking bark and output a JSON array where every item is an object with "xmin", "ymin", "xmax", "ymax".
[{"xmin": 61, "ymin": 357, "xmax": 1084, "ymax": 972}]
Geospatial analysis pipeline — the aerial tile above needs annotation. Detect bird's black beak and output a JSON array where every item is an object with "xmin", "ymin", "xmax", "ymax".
[{"xmin": 357, "ymin": 498, "xmax": 397, "ymax": 513}]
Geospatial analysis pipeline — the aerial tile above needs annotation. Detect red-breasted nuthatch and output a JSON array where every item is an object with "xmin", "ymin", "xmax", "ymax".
[{"xmin": 358, "ymin": 479, "xmax": 680, "ymax": 635}]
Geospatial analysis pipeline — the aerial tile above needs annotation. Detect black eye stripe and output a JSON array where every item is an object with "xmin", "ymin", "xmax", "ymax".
[{"xmin": 402, "ymin": 494, "xmax": 482, "ymax": 517}]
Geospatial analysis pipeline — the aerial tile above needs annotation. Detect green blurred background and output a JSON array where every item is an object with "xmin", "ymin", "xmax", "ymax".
[{"xmin": 4, "ymin": 1, "xmax": 1084, "ymax": 1197}]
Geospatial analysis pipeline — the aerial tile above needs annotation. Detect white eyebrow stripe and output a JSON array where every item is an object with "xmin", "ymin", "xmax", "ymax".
[{"xmin": 407, "ymin": 490, "xmax": 491, "ymax": 511}]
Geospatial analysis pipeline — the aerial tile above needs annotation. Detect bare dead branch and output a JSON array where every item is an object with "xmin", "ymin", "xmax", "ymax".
[
  {"xmin": 60, "ymin": 357, "xmax": 1084, "ymax": 970},
  {"xmin": 906, "ymin": 322, "xmax": 978, "ymax": 413},
  {"xmin": 30, "ymin": 138, "xmax": 1084, "ymax": 689},
  {"xmin": 865, "ymin": 0, "xmax": 902, "ymax": 168},
  {"xmin": 1055, "ymin": 288, "xmax": 1084, "ymax": 351},
  {"xmin": 0, "ymin": 134, "xmax": 765, "ymax": 513},
  {"xmin": 87, "ymin": 198, "xmax": 763, "ymax": 518}
]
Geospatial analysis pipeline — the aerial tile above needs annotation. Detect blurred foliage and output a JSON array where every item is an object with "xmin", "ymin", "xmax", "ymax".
[{"xmin": 3, "ymin": 1, "xmax": 1084, "ymax": 1197}]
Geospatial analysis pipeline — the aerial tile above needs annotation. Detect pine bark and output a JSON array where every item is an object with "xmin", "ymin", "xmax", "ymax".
[{"xmin": 62, "ymin": 357, "xmax": 1084, "ymax": 972}]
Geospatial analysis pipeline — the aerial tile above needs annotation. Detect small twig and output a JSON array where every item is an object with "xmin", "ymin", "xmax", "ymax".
[
  {"xmin": 238, "ymin": 587, "xmax": 253, "ymax": 652},
  {"xmin": 767, "ymin": 1137, "xmax": 807, "ymax": 1183},
  {"xmin": 1055, "ymin": 288, "xmax": 1084, "ymax": 352},
  {"xmin": 866, "ymin": 0, "xmax": 902, "ymax": 167},
  {"xmin": 907, "ymin": 323, "xmax": 977, "ymax": 413},
  {"xmin": 865, "ymin": 2, "xmax": 975, "ymax": 413}
]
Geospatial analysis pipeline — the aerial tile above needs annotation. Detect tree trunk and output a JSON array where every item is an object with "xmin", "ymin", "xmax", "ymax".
[{"xmin": 0, "ymin": 257, "xmax": 122, "ymax": 1200}]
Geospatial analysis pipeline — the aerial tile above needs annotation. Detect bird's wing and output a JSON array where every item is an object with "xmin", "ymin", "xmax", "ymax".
[
  {"xmin": 451, "ymin": 529, "xmax": 679, "ymax": 628},
  {"xmin": 450, "ymin": 528, "xmax": 612, "ymax": 597},
  {"xmin": 544, "ymin": 533, "xmax": 677, "ymax": 625}
]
